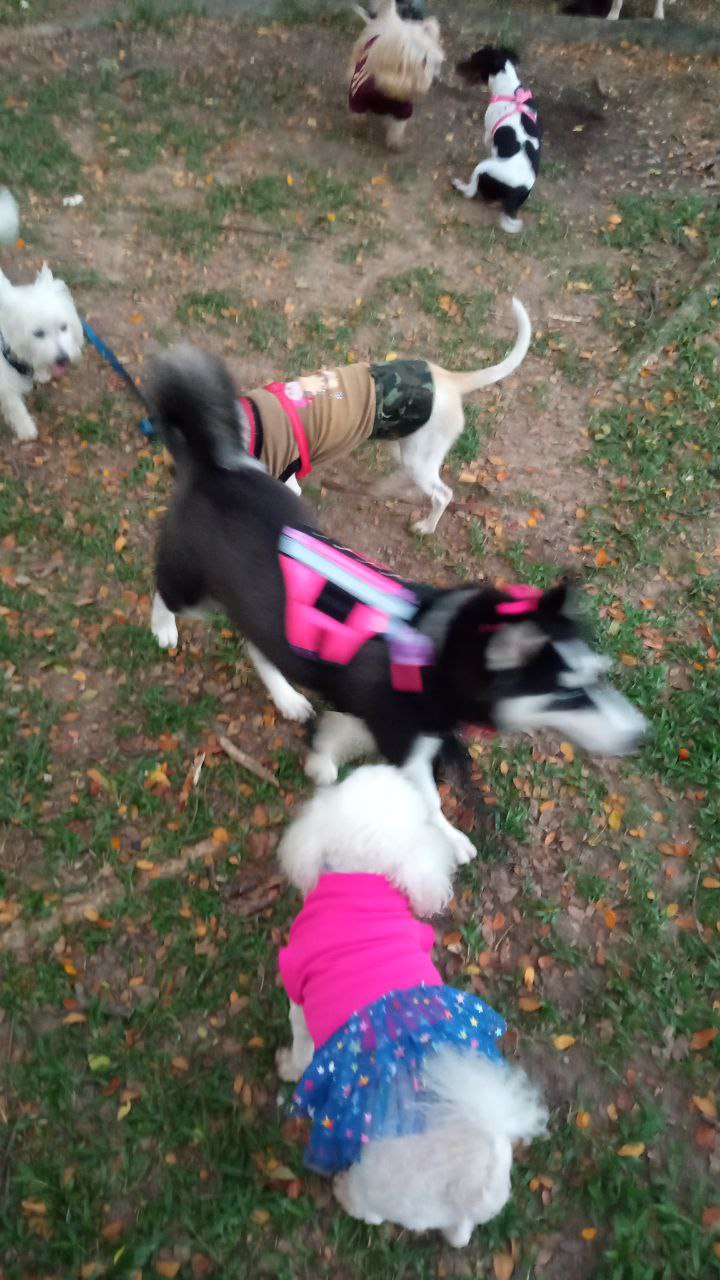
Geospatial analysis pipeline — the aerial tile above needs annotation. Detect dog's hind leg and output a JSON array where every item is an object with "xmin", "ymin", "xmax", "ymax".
[
  {"xmin": 305, "ymin": 711, "xmax": 376, "ymax": 784},
  {"xmin": 398, "ymin": 407, "xmax": 462, "ymax": 535},
  {"xmin": 403, "ymin": 737, "xmax": 476, "ymax": 865},
  {"xmin": 276, "ymin": 1001, "xmax": 314, "ymax": 1082},
  {"xmin": 247, "ymin": 643, "xmax": 314, "ymax": 723},
  {"xmin": 444, "ymin": 1219, "xmax": 474, "ymax": 1248},
  {"xmin": 151, "ymin": 590, "xmax": 179, "ymax": 649}
]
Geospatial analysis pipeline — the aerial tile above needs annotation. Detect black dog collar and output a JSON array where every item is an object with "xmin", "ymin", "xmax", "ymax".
[{"xmin": 0, "ymin": 331, "xmax": 33, "ymax": 378}]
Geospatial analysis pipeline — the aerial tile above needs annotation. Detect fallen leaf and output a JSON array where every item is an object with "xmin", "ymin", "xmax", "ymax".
[
  {"xmin": 553, "ymin": 1034, "xmax": 576, "ymax": 1051},
  {"xmin": 62, "ymin": 1011, "xmax": 87, "ymax": 1025},
  {"xmin": 519, "ymin": 996, "xmax": 541, "ymax": 1012},
  {"xmin": 691, "ymin": 1028, "xmax": 718, "ymax": 1052},
  {"xmin": 608, "ymin": 809, "xmax": 622, "ymax": 831},
  {"xmin": 702, "ymin": 877, "xmax": 720, "ymax": 890},
  {"xmin": 212, "ymin": 826, "xmax": 230, "ymax": 845},
  {"xmin": 87, "ymin": 1054, "xmax": 111, "ymax": 1072},
  {"xmin": 595, "ymin": 547, "xmax": 609, "ymax": 567},
  {"xmin": 155, "ymin": 1264, "xmax": 181, "ymax": 1278},
  {"xmin": 581, "ymin": 1227, "xmax": 597, "ymax": 1240},
  {"xmin": 171, "ymin": 1057, "xmax": 189, "ymax": 1073},
  {"xmin": 701, "ymin": 1205, "xmax": 720, "ymax": 1227},
  {"xmin": 21, "ymin": 1199, "xmax": 47, "ymax": 1215},
  {"xmin": 559, "ymin": 742, "xmax": 574, "ymax": 763},
  {"xmin": 101, "ymin": 1219, "xmax": 125, "ymax": 1240},
  {"xmin": 576, "ymin": 1111, "xmax": 591, "ymax": 1129},
  {"xmin": 604, "ymin": 908, "xmax": 617, "ymax": 929},
  {"xmin": 692, "ymin": 1096, "xmax": 717, "ymax": 1120},
  {"xmin": 492, "ymin": 1253, "xmax": 514, "ymax": 1280},
  {"xmin": 695, "ymin": 1125, "xmax": 717, "ymax": 1151},
  {"xmin": 617, "ymin": 1142, "xmax": 645, "ymax": 1157}
]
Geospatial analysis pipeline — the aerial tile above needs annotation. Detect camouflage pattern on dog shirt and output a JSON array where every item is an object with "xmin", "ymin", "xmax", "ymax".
[
  {"xmin": 243, "ymin": 360, "xmax": 435, "ymax": 479},
  {"xmin": 370, "ymin": 360, "xmax": 435, "ymax": 439}
]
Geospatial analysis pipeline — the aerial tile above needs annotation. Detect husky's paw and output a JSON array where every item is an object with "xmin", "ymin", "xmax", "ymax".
[
  {"xmin": 274, "ymin": 687, "xmax": 314, "ymax": 723},
  {"xmin": 275, "ymin": 1047, "xmax": 302, "ymax": 1083},
  {"xmin": 304, "ymin": 752, "xmax": 339, "ymax": 785},
  {"xmin": 153, "ymin": 615, "xmax": 179, "ymax": 649},
  {"xmin": 13, "ymin": 418, "xmax": 38, "ymax": 442},
  {"xmin": 449, "ymin": 828, "xmax": 477, "ymax": 866}
]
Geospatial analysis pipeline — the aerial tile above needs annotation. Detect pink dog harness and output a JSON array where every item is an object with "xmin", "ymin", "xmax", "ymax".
[
  {"xmin": 489, "ymin": 87, "xmax": 537, "ymax": 137},
  {"xmin": 278, "ymin": 526, "xmax": 434, "ymax": 691}
]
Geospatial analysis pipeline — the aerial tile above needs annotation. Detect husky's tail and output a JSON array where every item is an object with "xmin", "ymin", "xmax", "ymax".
[
  {"xmin": 148, "ymin": 343, "xmax": 246, "ymax": 471},
  {"xmin": 0, "ymin": 187, "xmax": 19, "ymax": 246},
  {"xmin": 444, "ymin": 298, "xmax": 532, "ymax": 397},
  {"xmin": 423, "ymin": 1048, "xmax": 548, "ymax": 1143}
]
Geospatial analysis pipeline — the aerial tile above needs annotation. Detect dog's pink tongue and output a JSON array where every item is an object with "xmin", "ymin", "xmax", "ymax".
[{"xmin": 51, "ymin": 361, "xmax": 68, "ymax": 378}]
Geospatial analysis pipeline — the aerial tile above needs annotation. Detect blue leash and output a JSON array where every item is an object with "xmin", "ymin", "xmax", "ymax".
[{"xmin": 81, "ymin": 318, "xmax": 156, "ymax": 438}]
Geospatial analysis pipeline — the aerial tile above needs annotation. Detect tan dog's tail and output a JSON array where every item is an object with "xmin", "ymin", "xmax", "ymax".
[{"xmin": 443, "ymin": 298, "xmax": 531, "ymax": 396}]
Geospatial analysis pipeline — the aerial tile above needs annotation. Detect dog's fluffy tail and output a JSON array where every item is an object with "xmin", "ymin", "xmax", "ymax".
[
  {"xmin": 0, "ymin": 187, "xmax": 20, "ymax": 246},
  {"xmin": 148, "ymin": 343, "xmax": 246, "ymax": 471},
  {"xmin": 442, "ymin": 297, "xmax": 531, "ymax": 396},
  {"xmin": 423, "ymin": 1048, "xmax": 548, "ymax": 1144}
]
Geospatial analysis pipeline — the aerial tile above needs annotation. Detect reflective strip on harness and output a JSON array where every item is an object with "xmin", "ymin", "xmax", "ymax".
[
  {"xmin": 263, "ymin": 382, "xmax": 313, "ymax": 479},
  {"xmin": 278, "ymin": 527, "xmax": 434, "ymax": 689}
]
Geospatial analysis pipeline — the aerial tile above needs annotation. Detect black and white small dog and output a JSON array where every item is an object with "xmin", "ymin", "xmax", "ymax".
[
  {"xmin": 149, "ymin": 345, "xmax": 646, "ymax": 862},
  {"xmin": 453, "ymin": 46, "xmax": 541, "ymax": 235},
  {"xmin": 563, "ymin": 0, "xmax": 671, "ymax": 17}
]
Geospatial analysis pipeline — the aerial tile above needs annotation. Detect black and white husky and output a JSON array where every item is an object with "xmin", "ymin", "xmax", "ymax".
[
  {"xmin": 148, "ymin": 345, "xmax": 646, "ymax": 862},
  {"xmin": 453, "ymin": 46, "xmax": 541, "ymax": 234}
]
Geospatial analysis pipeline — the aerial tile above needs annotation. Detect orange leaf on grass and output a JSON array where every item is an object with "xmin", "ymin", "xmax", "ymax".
[
  {"xmin": 695, "ymin": 1125, "xmax": 717, "ymax": 1152},
  {"xmin": 692, "ymin": 1096, "xmax": 717, "ymax": 1120},
  {"xmin": 617, "ymin": 1143, "xmax": 645, "ymax": 1158},
  {"xmin": 553, "ymin": 1034, "xmax": 576, "ymax": 1051},
  {"xmin": 691, "ymin": 1028, "xmax": 718, "ymax": 1051},
  {"xmin": 595, "ymin": 547, "xmax": 609, "ymax": 567},
  {"xmin": 701, "ymin": 1206, "xmax": 720, "ymax": 1227},
  {"xmin": 492, "ymin": 1253, "xmax": 514, "ymax": 1280},
  {"xmin": 519, "ymin": 996, "xmax": 541, "ymax": 1013},
  {"xmin": 100, "ymin": 1220, "xmax": 125, "ymax": 1240},
  {"xmin": 155, "ymin": 1264, "xmax": 181, "ymax": 1278}
]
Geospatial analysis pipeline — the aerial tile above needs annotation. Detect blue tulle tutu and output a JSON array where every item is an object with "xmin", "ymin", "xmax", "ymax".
[{"xmin": 289, "ymin": 983, "xmax": 506, "ymax": 1174}]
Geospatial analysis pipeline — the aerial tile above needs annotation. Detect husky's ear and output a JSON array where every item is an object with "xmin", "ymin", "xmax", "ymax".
[
  {"xmin": 35, "ymin": 262, "xmax": 54, "ymax": 285},
  {"xmin": 538, "ymin": 578, "xmax": 580, "ymax": 621},
  {"xmin": 485, "ymin": 620, "xmax": 546, "ymax": 672}
]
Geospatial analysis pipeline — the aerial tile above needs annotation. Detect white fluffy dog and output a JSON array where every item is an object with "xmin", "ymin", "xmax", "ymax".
[
  {"xmin": 0, "ymin": 261, "xmax": 84, "ymax": 442},
  {"xmin": 275, "ymin": 765, "xmax": 548, "ymax": 1246}
]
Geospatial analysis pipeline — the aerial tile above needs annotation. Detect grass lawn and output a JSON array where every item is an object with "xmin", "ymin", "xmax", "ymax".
[{"xmin": 1, "ymin": 4, "xmax": 719, "ymax": 1278}]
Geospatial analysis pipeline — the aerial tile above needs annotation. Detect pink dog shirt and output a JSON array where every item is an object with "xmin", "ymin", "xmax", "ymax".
[{"xmin": 279, "ymin": 873, "xmax": 442, "ymax": 1048}]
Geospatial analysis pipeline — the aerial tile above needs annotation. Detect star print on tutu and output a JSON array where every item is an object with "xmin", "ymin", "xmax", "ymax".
[{"xmin": 290, "ymin": 983, "xmax": 506, "ymax": 1174}]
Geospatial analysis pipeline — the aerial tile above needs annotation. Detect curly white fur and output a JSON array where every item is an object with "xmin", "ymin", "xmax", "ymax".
[
  {"xmin": 0, "ymin": 261, "xmax": 84, "ymax": 442},
  {"xmin": 277, "ymin": 765, "xmax": 548, "ymax": 1245},
  {"xmin": 278, "ymin": 763, "xmax": 456, "ymax": 915}
]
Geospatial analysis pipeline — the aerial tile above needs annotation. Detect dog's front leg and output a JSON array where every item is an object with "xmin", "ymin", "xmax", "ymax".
[
  {"xmin": 1, "ymin": 391, "xmax": 38, "ymax": 442},
  {"xmin": 151, "ymin": 590, "xmax": 179, "ymax": 649},
  {"xmin": 385, "ymin": 117, "xmax": 409, "ymax": 151},
  {"xmin": 276, "ymin": 1001, "xmax": 314, "ymax": 1082},
  {"xmin": 451, "ymin": 162, "xmax": 482, "ymax": 199},
  {"xmin": 246, "ymin": 643, "xmax": 314, "ymax": 723},
  {"xmin": 403, "ymin": 737, "xmax": 476, "ymax": 865}
]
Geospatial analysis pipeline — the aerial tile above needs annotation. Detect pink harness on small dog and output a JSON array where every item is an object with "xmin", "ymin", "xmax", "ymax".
[
  {"xmin": 489, "ymin": 88, "xmax": 537, "ymax": 137},
  {"xmin": 278, "ymin": 527, "xmax": 434, "ymax": 691}
]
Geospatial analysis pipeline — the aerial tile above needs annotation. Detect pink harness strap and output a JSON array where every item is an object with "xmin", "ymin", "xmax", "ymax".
[
  {"xmin": 489, "ymin": 88, "xmax": 537, "ymax": 137},
  {"xmin": 263, "ymin": 381, "xmax": 313, "ymax": 479}
]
